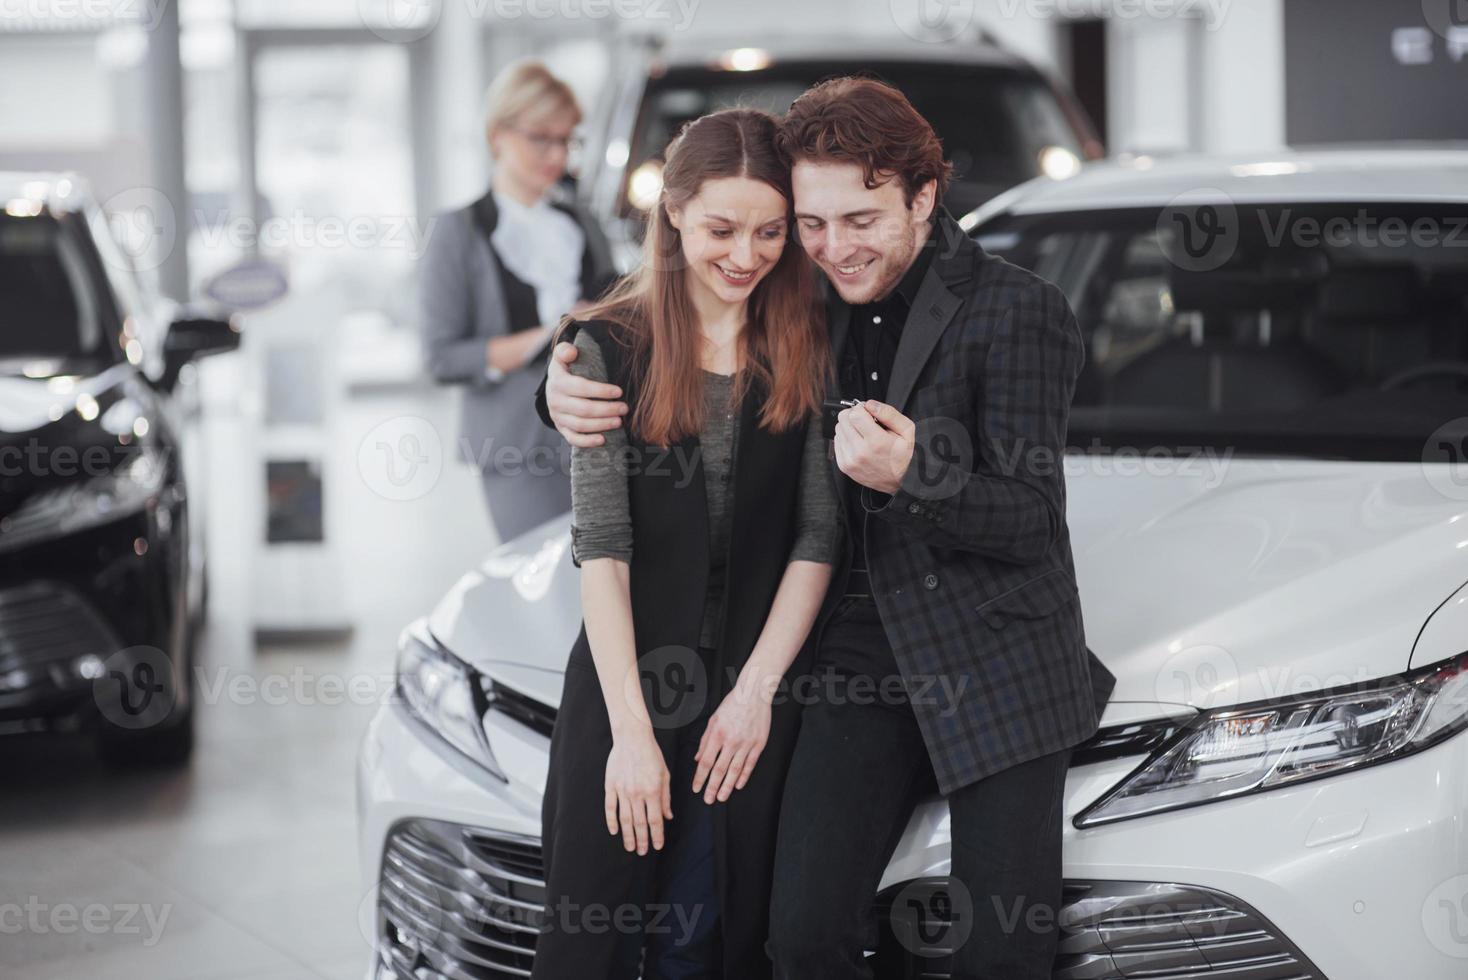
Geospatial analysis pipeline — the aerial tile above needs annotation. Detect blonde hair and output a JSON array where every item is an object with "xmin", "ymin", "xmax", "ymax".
[{"xmin": 482, "ymin": 60, "xmax": 582, "ymax": 148}]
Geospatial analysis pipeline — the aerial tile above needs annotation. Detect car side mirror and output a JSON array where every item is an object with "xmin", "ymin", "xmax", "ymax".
[{"xmin": 161, "ymin": 314, "xmax": 242, "ymax": 390}]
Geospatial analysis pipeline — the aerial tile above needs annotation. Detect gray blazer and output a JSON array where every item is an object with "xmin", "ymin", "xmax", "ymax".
[{"xmin": 420, "ymin": 187, "xmax": 615, "ymax": 478}]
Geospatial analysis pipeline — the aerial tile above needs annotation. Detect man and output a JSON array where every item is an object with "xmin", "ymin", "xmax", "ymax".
[{"xmin": 538, "ymin": 78, "xmax": 1116, "ymax": 979}]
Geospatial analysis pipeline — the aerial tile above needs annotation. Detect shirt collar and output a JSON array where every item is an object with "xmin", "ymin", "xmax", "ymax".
[{"xmin": 492, "ymin": 188, "xmax": 548, "ymax": 220}]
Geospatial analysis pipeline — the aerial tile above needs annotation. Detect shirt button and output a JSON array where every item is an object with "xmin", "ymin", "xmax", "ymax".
[
  {"xmin": 872, "ymin": 315, "xmax": 882, "ymax": 324},
  {"xmin": 870, "ymin": 371, "xmax": 879, "ymax": 381},
  {"xmin": 924, "ymin": 573, "xmax": 939, "ymax": 591},
  {"xmin": 892, "ymin": 587, "xmax": 903, "ymax": 596},
  {"xmin": 720, "ymin": 474, "xmax": 730, "ymax": 484},
  {"xmin": 908, "ymin": 502, "xmax": 921, "ymax": 515}
]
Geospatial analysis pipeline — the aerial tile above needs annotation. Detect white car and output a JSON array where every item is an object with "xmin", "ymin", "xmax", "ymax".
[{"xmin": 357, "ymin": 147, "xmax": 1468, "ymax": 980}]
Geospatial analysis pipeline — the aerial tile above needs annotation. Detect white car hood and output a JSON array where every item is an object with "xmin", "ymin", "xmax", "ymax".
[{"xmin": 430, "ymin": 458, "xmax": 1468, "ymax": 716}]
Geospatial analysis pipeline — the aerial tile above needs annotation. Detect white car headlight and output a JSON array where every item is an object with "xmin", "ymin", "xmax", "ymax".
[
  {"xmin": 395, "ymin": 631, "xmax": 505, "ymax": 782},
  {"xmin": 1077, "ymin": 649, "xmax": 1468, "ymax": 827}
]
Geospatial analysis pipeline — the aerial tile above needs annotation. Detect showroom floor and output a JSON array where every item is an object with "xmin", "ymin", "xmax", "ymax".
[{"xmin": 0, "ymin": 359, "xmax": 500, "ymax": 980}]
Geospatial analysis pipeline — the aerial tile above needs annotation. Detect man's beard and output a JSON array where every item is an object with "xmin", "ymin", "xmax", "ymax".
[{"xmin": 831, "ymin": 220, "xmax": 918, "ymax": 305}]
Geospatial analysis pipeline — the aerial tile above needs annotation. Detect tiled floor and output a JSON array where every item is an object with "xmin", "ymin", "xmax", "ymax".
[{"xmin": 0, "ymin": 365, "xmax": 505, "ymax": 980}]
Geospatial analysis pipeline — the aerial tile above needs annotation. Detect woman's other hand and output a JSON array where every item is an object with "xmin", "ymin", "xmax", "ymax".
[
  {"xmin": 692, "ymin": 687, "xmax": 773, "ymax": 804},
  {"xmin": 485, "ymin": 323, "xmax": 553, "ymax": 374},
  {"xmin": 604, "ymin": 727, "xmax": 673, "ymax": 855}
]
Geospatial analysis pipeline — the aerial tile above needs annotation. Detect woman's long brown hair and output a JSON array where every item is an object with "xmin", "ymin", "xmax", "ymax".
[{"xmin": 563, "ymin": 108, "xmax": 828, "ymax": 446}]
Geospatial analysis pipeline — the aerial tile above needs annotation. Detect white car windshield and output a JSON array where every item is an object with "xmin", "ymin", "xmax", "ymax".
[{"xmin": 979, "ymin": 202, "xmax": 1468, "ymax": 461}]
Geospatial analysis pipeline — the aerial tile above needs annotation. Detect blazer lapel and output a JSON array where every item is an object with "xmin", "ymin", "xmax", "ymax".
[{"xmin": 886, "ymin": 268, "xmax": 962, "ymax": 415}]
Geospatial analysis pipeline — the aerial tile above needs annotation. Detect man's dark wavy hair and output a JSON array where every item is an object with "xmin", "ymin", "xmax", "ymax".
[{"xmin": 775, "ymin": 76, "xmax": 953, "ymax": 206}]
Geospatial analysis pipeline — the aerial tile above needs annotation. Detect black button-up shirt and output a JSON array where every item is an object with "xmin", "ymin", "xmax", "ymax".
[{"xmin": 838, "ymin": 225, "xmax": 936, "ymax": 576}]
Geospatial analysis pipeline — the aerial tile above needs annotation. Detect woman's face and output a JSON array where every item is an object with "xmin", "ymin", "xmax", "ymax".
[
  {"xmin": 491, "ymin": 107, "xmax": 577, "ymax": 198},
  {"xmin": 669, "ymin": 176, "xmax": 790, "ymax": 308}
]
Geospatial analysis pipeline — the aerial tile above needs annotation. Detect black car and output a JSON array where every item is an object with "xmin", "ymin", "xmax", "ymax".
[{"xmin": 0, "ymin": 172, "xmax": 239, "ymax": 765}]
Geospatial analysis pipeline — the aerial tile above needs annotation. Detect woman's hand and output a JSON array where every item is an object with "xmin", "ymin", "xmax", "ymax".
[
  {"xmin": 486, "ymin": 324, "xmax": 554, "ymax": 373},
  {"xmin": 692, "ymin": 686, "xmax": 773, "ymax": 804},
  {"xmin": 605, "ymin": 727, "xmax": 673, "ymax": 855}
]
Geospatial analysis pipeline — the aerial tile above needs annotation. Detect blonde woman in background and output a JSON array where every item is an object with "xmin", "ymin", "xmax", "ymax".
[{"xmin": 421, "ymin": 59, "xmax": 615, "ymax": 542}]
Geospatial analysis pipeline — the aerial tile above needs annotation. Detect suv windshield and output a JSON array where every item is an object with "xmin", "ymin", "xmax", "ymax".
[
  {"xmin": 980, "ymin": 203, "xmax": 1468, "ymax": 461},
  {"xmin": 0, "ymin": 214, "xmax": 106, "ymax": 371},
  {"xmin": 627, "ymin": 62, "xmax": 1084, "ymax": 218}
]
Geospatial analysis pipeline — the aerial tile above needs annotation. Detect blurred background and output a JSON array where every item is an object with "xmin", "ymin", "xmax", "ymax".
[{"xmin": 0, "ymin": 1, "xmax": 1463, "ymax": 978}]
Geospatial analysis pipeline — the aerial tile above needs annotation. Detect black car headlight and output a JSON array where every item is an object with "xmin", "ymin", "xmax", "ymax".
[
  {"xmin": 395, "ymin": 630, "xmax": 505, "ymax": 782},
  {"xmin": 1077, "ymin": 649, "xmax": 1468, "ymax": 828},
  {"xmin": 0, "ymin": 446, "xmax": 168, "ymax": 554}
]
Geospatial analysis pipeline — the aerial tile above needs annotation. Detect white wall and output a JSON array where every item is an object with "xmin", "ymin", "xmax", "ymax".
[{"xmin": 1105, "ymin": 0, "xmax": 1285, "ymax": 155}]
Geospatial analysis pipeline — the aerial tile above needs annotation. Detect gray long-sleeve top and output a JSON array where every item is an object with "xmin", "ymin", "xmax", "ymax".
[{"xmin": 568, "ymin": 329, "xmax": 838, "ymax": 649}]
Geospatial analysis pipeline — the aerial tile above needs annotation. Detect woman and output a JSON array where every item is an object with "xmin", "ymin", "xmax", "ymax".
[
  {"xmin": 420, "ymin": 59, "xmax": 614, "ymax": 542},
  {"xmin": 533, "ymin": 109, "xmax": 837, "ymax": 980}
]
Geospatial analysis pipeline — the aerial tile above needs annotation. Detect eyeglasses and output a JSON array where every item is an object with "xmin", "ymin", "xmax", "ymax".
[{"xmin": 505, "ymin": 126, "xmax": 583, "ymax": 155}]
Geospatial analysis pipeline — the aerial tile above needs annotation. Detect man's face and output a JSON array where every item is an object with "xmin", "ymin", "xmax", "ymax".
[{"xmin": 792, "ymin": 160, "xmax": 935, "ymax": 305}]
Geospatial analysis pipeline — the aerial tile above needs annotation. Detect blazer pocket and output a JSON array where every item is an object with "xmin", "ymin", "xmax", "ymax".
[{"xmin": 974, "ymin": 568, "xmax": 1078, "ymax": 629}]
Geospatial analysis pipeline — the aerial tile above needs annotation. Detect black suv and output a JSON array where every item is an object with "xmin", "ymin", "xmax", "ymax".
[{"xmin": 0, "ymin": 172, "xmax": 239, "ymax": 765}]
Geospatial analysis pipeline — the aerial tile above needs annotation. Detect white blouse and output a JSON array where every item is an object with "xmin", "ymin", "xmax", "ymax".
[{"xmin": 489, "ymin": 190, "xmax": 586, "ymax": 328}]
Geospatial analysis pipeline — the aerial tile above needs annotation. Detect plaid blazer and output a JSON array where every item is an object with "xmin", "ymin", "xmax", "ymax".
[{"xmin": 831, "ymin": 213, "xmax": 1117, "ymax": 794}]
